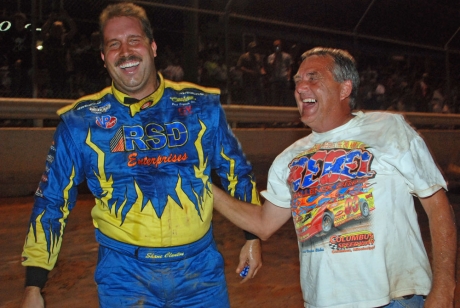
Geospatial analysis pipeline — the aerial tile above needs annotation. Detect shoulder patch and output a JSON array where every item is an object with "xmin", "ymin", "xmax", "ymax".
[{"xmin": 57, "ymin": 87, "xmax": 112, "ymax": 115}]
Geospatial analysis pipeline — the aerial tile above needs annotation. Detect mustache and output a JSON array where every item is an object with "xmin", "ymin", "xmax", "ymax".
[{"xmin": 115, "ymin": 55, "xmax": 142, "ymax": 67}]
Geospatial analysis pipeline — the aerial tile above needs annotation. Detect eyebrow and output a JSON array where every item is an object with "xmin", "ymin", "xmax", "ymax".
[
  {"xmin": 105, "ymin": 34, "xmax": 143, "ymax": 43},
  {"xmin": 294, "ymin": 71, "xmax": 320, "ymax": 81},
  {"xmin": 127, "ymin": 34, "xmax": 143, "ymax": 39}
]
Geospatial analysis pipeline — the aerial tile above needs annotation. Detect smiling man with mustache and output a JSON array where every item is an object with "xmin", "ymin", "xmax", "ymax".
[{"xmin": 21, "ymin": 3, "xmax": 262, "ymax": 307}]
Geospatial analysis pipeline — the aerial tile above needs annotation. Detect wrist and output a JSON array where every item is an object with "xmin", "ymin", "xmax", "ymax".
[
  {"xmin": 24, "ymin": 286, "xmax": 41, "ymax": 292},
  {"xmin": 25, "ymin": 266, "xmax": 49, "ymax": 289}
]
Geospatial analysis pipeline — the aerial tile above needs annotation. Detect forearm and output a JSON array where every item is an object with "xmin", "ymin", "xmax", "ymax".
[
  {"xmin": 213, "ymin": 185, "xmax": 266, "ymax": 238},
  {"xmin": 420, "ymin": 190, "xmax": 457, "ymax": 301},
  {"xmin": 429, "ymin": 204, "xmax": 456, "ymax": 295},
  {"xmin": 213, "ymin": 185, "xmax": 291, "ymax": 240}
]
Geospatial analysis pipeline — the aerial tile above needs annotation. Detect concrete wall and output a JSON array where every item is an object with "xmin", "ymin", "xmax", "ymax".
[
  {"xmin": 1, "ymin": 127, "xmax": 459, "ymax": 197},
  {"xmin": 1, "ymin": 128, "xmax": 56, "ymax": 197}
]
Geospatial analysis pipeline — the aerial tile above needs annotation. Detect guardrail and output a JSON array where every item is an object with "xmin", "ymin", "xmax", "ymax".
[
  {"xmin": 2, "ymin": 97, "xmax": 460, "ymax": 128},
  {"xmin": 1, "ymin": 97, "xmax": 460, "ymax": 197}
]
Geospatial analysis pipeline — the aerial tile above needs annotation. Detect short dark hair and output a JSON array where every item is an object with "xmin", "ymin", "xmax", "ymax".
[
  {"xmin": 301, "ymin": 47, "xmax": 360, "ymax": 109},
  {"xmin": 99, "ymin": 2, "xmax": 154, "ymax": 50}
]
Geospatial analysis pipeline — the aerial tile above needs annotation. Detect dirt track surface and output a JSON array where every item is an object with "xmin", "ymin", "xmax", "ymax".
[{"xmin": 1, "ymin": 192, "xmax": 460, "ymax": 308}]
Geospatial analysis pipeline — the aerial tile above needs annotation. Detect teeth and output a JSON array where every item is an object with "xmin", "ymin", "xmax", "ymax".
[
  {"xmin": 120, "ymin": 61, "xmax": 139, "ymax": 69},
  {"xmin": 302, "ymin": 98, "xmax": 317, "ymax": 103}
]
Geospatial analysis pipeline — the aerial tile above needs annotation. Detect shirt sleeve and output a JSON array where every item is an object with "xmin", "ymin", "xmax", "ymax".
[
  {"xmin": 22, "ymin": 122, "xmax": 85, "ymax": 272},
  {"xmin": 260, "ymin": 152, "xmax": 292, "ymax": 208},
  {"xmin": 389, "ymin": 115, "xmax": 447, "ymax": 198},
  {"xmin": 211, "ymin": 103, "xmax": 260, "ymax": 206}
]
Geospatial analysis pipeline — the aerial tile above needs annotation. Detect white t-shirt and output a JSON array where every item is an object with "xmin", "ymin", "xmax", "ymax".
[{"xmin": 261, "ymin": 111, "xmax": 446, "ymax": 308}]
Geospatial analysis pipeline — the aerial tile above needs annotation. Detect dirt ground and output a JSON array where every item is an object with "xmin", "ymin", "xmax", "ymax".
[{"xmin": 1, "ymin": 191, "xmax": 460, "ymax": 308}]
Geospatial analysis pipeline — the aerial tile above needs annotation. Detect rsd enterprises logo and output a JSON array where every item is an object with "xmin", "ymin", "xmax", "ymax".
[{"xmin": 96, "ymin": 115, "xmax": 117, "ymax": 129}]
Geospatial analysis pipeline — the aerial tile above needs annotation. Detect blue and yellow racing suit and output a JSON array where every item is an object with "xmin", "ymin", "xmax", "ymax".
[{"xmin": 22, "ymin": 74, "xmax": 260, "ymax": 297}]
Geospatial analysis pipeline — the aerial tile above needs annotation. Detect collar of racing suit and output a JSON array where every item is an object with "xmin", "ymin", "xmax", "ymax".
[{"xmin": 112, "ymin": 73, "xmax": 165, "ymax": 117}]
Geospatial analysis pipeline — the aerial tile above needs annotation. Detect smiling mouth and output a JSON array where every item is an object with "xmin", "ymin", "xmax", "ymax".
[
  {"xmin": 116, "ymin": 56, "xmax": 142, "ymax": 69},
  {"xmin": 119, "ymin": 60, "xmax": 140, "ymax": 69},
  {"xmin": 302, "ymin": 98, "xmax": 317, "ymax": 104}
]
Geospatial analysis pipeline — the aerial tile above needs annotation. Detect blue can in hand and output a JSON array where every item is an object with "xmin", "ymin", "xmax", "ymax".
[{"xmin": 239, "ymin": 265, "xmax": 250, "ymax": 278}]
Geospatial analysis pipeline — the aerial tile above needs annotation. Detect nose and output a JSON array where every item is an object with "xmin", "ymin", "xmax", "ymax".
[
  {"xmin": 119, "ymin": 41, "xmax": 132, "ymax": 57},
  {"xmin": 295, "ymin": 79, "xmax": 310, "ymax": 94}
]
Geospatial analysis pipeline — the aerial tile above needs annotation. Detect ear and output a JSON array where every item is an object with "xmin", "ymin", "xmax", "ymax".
[
  {"xmin": 100, "ymin": 50, "xmax": 105, "ymax": 62},
  {"xmin": 340, "ymin": 80, "xmax": 352, "ymax": 101},
  {"xmin": 151, "ymin": 41, "xmax": 157, "ymax": 57}
]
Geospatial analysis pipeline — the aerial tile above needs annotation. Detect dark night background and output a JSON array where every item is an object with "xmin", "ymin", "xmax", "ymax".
[
  {"xmin": 2, "ymin": 0, "xmax": 460, "ymax": 51},
  {"xmin": 1, "ymin": 0, "xmax": 460, "ymax": 95}
]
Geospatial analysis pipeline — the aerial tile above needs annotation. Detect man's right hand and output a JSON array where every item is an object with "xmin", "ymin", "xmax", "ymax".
[{"xmin": 21, "ymin": 286, "xmax": 44, "ymax": 308}]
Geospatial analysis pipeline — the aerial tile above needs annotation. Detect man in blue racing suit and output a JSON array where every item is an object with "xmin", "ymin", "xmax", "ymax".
[{"xmin": 21, "ymin": 3, "xmax": 262, "ymax": 307}]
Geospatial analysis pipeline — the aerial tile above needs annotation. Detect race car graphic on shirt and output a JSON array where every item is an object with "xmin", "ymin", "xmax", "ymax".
[
  {"xmin": 292, "ymin": 184, "xmax": 375, "ymax": 242},
  {"xmin": 288, "ymin": 140, "xmax": 376, "ymax": 243}
]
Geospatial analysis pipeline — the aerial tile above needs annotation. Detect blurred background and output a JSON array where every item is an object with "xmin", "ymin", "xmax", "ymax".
[{"xmin": 1, "ymin": 0, "xmax": 460, "ymax": 111}]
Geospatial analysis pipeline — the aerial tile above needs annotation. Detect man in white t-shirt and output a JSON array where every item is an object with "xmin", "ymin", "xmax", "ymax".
[{"xmin": 213, "ymin": 47, "xmax": 456, "ymax": 308}]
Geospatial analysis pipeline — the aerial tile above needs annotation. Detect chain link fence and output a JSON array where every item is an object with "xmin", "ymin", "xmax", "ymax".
[{"xmin": 1, "ymin": 0, "xmax": 459, "ymax": 112}]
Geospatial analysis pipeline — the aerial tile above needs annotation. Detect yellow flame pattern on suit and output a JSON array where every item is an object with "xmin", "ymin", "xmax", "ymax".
[
  {"xmin": 22, "ymin": 167, "xmax": 75, "ymax": 269},
  {"xmin": 193, "ymin": 120, "xmax": 211, "ymax": 211},
  {"xmin": 221, "ymin": 145, "xmax": 260, "ymax": 204},
  {"xmin": 86, "ymin": 123, "xmax": 212, "ymax": 246},
  {"xmin": 221, "ymin": 148, "xmax": 238, "ymax": 196}
]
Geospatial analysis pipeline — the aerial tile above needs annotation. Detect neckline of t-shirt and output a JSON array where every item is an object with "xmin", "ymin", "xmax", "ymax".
[{"xmin": 311, "ymin": 111, "xmax": 364, "ymax": 138}]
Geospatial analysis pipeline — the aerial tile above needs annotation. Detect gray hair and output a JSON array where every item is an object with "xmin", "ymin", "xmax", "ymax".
[{"xmin": 301, "ymin": 47, "xmax": 360, "ymax": 109}]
